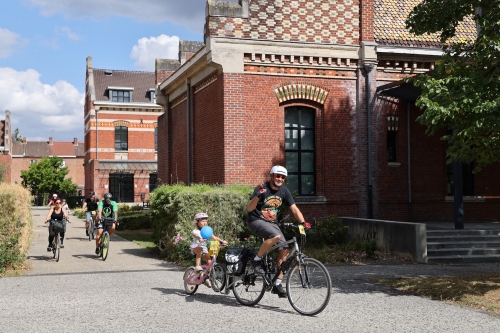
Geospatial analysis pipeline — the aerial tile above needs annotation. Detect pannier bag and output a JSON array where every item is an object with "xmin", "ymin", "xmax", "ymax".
[
  {"xmin": 51, "ymin": 220, "xmax": 65, "ymax": 233},
  {"xmin": 225, "ymin": 248, "xmax": 250, "ymax": 276}
]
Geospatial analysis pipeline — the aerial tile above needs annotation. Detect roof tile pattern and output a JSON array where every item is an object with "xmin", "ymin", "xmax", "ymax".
[
  {"xmin": 207, "ymin": 0, "xmax": 360, "ymax": 45},
  {"xmin": 12, "ymin": 141, "xmax": 84, "ymax": 157},
  {"xmin": 374, "ymin": 0, "xmax": 476, "ymax": 48},
  {"xmin": 93, "ymin": 69, "xmax": 156, "ymax": 103}
]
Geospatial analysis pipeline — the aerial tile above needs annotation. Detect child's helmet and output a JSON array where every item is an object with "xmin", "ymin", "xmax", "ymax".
[{"xmin": 194, "ymin": 212, "xmax": 209, "ymax": 221}]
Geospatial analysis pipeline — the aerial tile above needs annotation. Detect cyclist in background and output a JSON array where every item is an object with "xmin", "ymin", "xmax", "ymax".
[
  {"xmin": 95, "ymin": 193, "xmax": 118, "ymax": 255},
  {"xmin": 81, "ymin": 191, "xmax": 99, "ymax": 237},
  {"xmin": 47, "ymin": 194, "xmax": 57, "ymax": 207},
  {"xmin": 61, "ymin": 198, "xmax": 71, "ymax": 216},
  {"xmin": 45, "ymin": 198, "xmax": 70, "ymax": 249}
]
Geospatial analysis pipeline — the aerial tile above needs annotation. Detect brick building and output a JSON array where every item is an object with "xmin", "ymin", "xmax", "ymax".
[
  {"xmin": 84, "ymin": 56, "xmax": 163, "ymax": 202},
  {"xmin": 0, "ymin": 110, "xmax": 12, "ymax": 183},
  {"xmin": 154, "ymin": 0, "xmax": 500, "ymax": 222},
  {"xmin": 10, "ymin": 137, "xmax": 85, "ymax": 188}
]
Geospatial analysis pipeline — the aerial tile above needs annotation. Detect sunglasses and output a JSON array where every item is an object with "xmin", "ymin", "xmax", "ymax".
[
  {"xmin": 274, "ymin": 174, "xmax": 286, "ymax": 179},
  {"xmin": 55, "ymin": 201, "xmax": 61, "ymax": 204}
]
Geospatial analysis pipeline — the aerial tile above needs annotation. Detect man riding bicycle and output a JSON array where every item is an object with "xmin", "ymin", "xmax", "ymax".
[
  {"xmin": 247, "ymin": 165, "xmax": 310, "ymax": 298},
  {"xmin": 95, "ymin": 192, "xmax": 118, "ymax": 255},
  {"xmin": 81, "ymin": 190, "xmax": 99, "ymax": 237}
]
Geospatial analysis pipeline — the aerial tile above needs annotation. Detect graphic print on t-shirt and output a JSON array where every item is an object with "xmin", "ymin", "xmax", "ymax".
[
  {"xmin": 260, "ymin": 195, "xmax": 283, "ymax": 222},
  {"xmin": 102, "ymin": 206, "xmax": 113, "ymax": 218}
]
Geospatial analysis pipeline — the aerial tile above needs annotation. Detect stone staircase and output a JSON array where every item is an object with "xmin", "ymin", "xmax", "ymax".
[{"xmin": 427, "ymin": 229, "xmax": 500, "ymax": 263}]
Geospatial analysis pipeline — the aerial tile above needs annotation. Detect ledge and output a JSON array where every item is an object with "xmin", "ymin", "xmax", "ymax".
[
  {"xmin": 294, "ymin": 196, "xmax": 326, "ymax": 204},
  {"xmin": 387, "ymin": 162, "xmax": 401, "ymax": 167},
  {"xmin": 445, "ymin": 196, "xmax": 486, "ymax": 203}
]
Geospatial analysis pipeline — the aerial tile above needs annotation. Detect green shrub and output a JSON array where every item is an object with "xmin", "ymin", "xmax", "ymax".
[
  {"xmin": 0, "ymin": 184, "xmax": 33, "ymax": 274},
  {"xmin": 73, "ymin": 208, "xmax": 85, "ymax": 219},
  {"xmin": 116, "ymin": 211, "xmax": 152, "ymax": 231},
  {"xmin": 302, "ymin": 215, "xmax": 349, "ymax": 249},
  {"xmin": 118, "ymin": 204, "xmax": 143, "ymax": 213},
  {"xmin": 150, "ymin": 183, "xmax": 253, "ymax": 258}
]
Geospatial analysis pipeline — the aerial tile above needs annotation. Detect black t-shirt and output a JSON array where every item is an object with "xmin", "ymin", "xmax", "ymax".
[
  {"xmin": 247, "ymin": 182, "xmax": 295, "ymax": 223},
  {"xmin": 85, "ymin": 198, "xmax": 99, "ymax": 211}
]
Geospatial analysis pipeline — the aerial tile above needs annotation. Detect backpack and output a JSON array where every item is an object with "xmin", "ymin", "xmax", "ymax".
[{"xmin": 225, "ymin": 248, "xmax": 250, "ymax": 276}]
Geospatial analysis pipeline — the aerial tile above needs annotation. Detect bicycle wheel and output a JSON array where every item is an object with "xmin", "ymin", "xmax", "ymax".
[
  {"xmin": 183, "ymin": 267, "xmax": 199, "ymax": 295},
  {"xmin": 101, "ymin": 231, "xmax": 109, "ymax": 261},
  {"xmin": 232, "ymin": 261, "xmax": 266, "ymax": 306},
  {"xmin": 210, "ymin": 263, "xmax": 226, "ymax": 292},
  {"xmin": 88, "ymin": 223, "xmax": 92, "ymax": 241},
  {"xmin": 286, "ymin": 257, "xmax": 331, "ymax": 316},
  {"xmin": 54, "ymin": 234, "xmax": 60, "ymax": 262}
]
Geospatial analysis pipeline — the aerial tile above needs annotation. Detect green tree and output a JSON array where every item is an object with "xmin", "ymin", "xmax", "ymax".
[
  {"xmin": 12, "ymin": 128, "xmax": 22, "ymax": 142},
  {"xmin": 20, "ymin": 156, "xmax": 77, "ymax": 195},
  {"xmin": 406, "ymin": 1, "xmax": 500, "ymax": 171}
]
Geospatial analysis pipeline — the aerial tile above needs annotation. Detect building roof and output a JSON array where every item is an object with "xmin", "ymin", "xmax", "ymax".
[
  {"xmin": 97, "ymin": 161, "xmax": 157, "ymax": 172},
  {"xmin": 374, "ymin": 0, "xmax": 477, "ymax": 48},
  {"xmin": 93, "ymin": 69, "xmax": 156, "ymax": 103},
  {"xmin": 11, "ymin": 140, "xmax": 84, "ymax": 157}
]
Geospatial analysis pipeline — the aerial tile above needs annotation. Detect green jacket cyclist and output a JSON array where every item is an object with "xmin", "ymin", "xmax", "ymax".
[{"xmin": 95, "ymin": 192, "xmax": 118, "ymax": 255}]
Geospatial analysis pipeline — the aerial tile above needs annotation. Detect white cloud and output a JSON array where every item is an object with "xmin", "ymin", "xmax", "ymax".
[
  {"xmin": 130, "ymin": 34, "xmax": 179, "ymax": 71},
  {"xmin": 0, "ymin": 67, "xmax": 84, "ymax": 141},
  {"xmin": 59, "ymin": 26, "xmax": 80, "ymax": 41},
  {"xmin": 0, "ymin": 28, "xmax": 21, "ymax": 59},
  {"xmin": 26, "ymin": 0, "xmax": 209, "ymax": 33}
]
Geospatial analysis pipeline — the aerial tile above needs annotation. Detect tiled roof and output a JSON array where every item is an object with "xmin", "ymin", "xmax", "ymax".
[
  {"xmin": 374, "ymin": 0, "xmax": 476, "ymax": 48},
  {"xmin": 93, "ymin": 69, "xmax": 156, "ymax": 103},
  {"xmin": 50, "ymin": 142, "xmax": 84, "ymax": 157},
  {"xmin": 11, "ymin": 141, "xmax": 84, "ymax": 157}
]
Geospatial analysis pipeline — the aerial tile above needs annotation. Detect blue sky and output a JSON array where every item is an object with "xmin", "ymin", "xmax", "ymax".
[{"xmin": 0, "ymin": 0, "xmax": 213, "ymax": 142}]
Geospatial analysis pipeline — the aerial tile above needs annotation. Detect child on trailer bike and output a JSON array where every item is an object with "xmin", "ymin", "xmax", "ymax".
[
  {"xmin": 247, "ymin": 165, "xmax": 311, "ymax": 298},
  {"xmin": 190, "ymin": 212, "xmax": 228, "ymax": 288},
  {"xmin": 95, "ymin": 193, "xmax": 118, "ymax": 255}
]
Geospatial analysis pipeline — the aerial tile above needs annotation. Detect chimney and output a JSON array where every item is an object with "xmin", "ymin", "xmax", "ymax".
[
  {"xmin": 22, "ymin": 137, "xmax": 26, "ymax": 144},
  {"xmin": 73, "ymin": 138, "xmax": 78, "ymax": 145},
  {"xmin": 178, "ymin": 40, "xmax": 205, "ymax": 65},
  {"xmin": 155, "ymin": 59, "xmax": 181, "ymax": 84},
  {"xmin": 49, "ymin": 137, "xmax": 53, "ymax": 145}
]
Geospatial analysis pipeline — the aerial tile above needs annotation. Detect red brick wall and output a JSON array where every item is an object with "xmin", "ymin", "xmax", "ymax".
[{"xmin": 359, "ymin": 0, "xmax": 374, "ymax": 42}]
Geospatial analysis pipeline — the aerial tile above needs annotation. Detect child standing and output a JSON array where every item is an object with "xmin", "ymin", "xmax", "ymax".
[{"xmin": 190, "ymin": 212, "xmax": 227, "ymax": 287}]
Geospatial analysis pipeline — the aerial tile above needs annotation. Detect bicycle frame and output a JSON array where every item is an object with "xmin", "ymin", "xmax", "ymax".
[{"xmin": 184, "ymin": 253, "xmax": 217, "ymax": 286}]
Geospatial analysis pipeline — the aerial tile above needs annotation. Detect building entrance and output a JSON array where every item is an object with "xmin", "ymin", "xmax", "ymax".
[{"xmin": 109, "ymin": 173, "xmax": 134, "ymax": 202}]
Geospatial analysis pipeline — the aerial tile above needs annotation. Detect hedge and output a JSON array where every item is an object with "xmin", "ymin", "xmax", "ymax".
[
  {"xmin": 116, "ymin": 211, "xmax": 152, "ymax": 231},
  {"xmin": 0, "ymin": 183, "xmax": 33, "ymax": 274}
]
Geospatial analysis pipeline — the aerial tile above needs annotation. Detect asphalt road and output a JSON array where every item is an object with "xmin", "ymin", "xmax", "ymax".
[{"xmin": 1, "ymin": 209, "xmax": 500, "ymax": 332}]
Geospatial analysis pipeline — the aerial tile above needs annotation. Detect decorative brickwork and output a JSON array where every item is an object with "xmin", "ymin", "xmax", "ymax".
[
  {"xmin": 193, "ymin": 74, "xmax": 218, "ymax": 94},
  {"xmin": 273, "ymin": 82, "xmax": 329, "ymax": 104},
  {"xmin": 206, "ymin": 0, "xmax": 360, "ymax": 45}
]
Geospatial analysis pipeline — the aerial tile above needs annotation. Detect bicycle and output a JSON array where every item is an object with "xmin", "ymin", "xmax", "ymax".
[
  {"xmin": 183, "ymin": 241, "xmax": 227, "ymax": 295},
  {"xmin": 48, "ymin": 219, "xmax": 65, "ymax": 262},
  {"xmin": 87, "ymin": 211, "xmax": 97, "ymax": 241},
  {"xmin": 232, "ymin": 221, "xmax": 332, "ymax": 316},
  {"xmin": 97, "ymin": 218, "xmax": 114, "ymax": 261}
]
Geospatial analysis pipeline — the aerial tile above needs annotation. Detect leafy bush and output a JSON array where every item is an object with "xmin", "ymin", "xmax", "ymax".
[
  {"xmin": 118, "ymin": 204, "xmax": 144, "ymax": 213},
  {"xmin": 150, "ymin": 183, "xmax": 253, "ymax": 258},
  {"xmin": 116, "ymin": 211, "xmax": 152, "ymax": 231},
  {"xmin": 73, "ymin": 208, "xmax": 85, "ymax": 219},
  {"xmin": 0, "ymin": 183, "xmax": 33, "ymax": 274},
  {"xmin": 300, "ymin": 215, "xmax": 349, "ymax": 249}
]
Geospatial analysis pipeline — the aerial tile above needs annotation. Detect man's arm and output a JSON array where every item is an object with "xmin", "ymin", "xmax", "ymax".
[
  {"xmin": 112, "ymin": 201, "xmax": 118, "ymax": 221},
  {"xmin": 289, "ymin": 204, "xmax": 305, "ymax": 224},
  {"xmin": 81, "ymin": 201, "xmax": 87, "ymax": 211}
]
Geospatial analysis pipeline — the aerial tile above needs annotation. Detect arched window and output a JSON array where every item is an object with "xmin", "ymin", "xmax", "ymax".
[{"xmin": 285, "ymin": 106, "xmax": 315, "ymax": 195}]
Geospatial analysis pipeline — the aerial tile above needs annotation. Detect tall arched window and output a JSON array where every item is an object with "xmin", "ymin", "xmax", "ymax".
[
  {"xmin": 285, "ymin": 106, "xmax": 315, "ymax": 195},
  {"xmin": 115, "ymin": 126, "xmax": 128, "ymax": 151}
]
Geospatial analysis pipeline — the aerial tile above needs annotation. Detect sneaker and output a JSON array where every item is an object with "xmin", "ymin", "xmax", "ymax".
[
  {"xmin": 204, "ymin": 279, "xmax": 212, "ymax": 288},
  {"xmin": 272, "ymin": 283, "xmax": 287, "ymax": 298},
  {"xmin": 60, "ymin": 243, "xmax": 65, "ymax": 249},
  {"xmin": 47, "ymin": 244, "xmax": 53, "ymax": 252},
  {"xmin": 194, "ymin": 266, "xmax": 203, "ymax": 272},
  {"xmin": 95, "ymin": 248, "xmax": 100, "ymax": 255},
  {"xmin": 250, "ymin": 259, "xmax": 265, "ymax": 275}
]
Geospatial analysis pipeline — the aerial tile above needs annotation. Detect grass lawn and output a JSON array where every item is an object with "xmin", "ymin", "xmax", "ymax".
[
  {"xmin": 376, "ymin": 274, "xmax": 500, "ymax": 316},
  {"xmin": 115, "ymin": 229, "xmax": 159, "ymax": 255}
]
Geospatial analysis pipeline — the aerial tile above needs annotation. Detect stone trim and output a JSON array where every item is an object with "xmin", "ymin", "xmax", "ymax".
[
  {"xmin": 194, "ymin": 74, "xmax": 218, "ymax": 94},
  {"xmin": 113, "ymin": 120, "xmax": 129, "ymax": 127},
  {"xmin": 171, "ymin": 93, "xmax": 188, "ymax": 108}
]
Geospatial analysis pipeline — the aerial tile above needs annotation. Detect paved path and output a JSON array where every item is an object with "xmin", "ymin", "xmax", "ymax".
[{"xmin": 1, "ymin": 209, "xmax": 500, "ymax": 332}]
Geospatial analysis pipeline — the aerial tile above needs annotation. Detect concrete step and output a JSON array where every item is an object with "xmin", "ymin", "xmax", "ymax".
[
  {"xmin": 428, "ymin": 247, "xmax": 500, "ymax": 256},
  {"xmin": 426, "ymin": 235, "xmax": 500, "ymax": 242},
  {"xmin": 427, "ymin": 241, "xmax": 500, "ymax": 250},
  {"xmin": 427, "ymin": 230, "xmax": 500, "ymax": 236},
  {"xmin": 427, "ymin": 254, "xmax": 500, "ymax": 264}
]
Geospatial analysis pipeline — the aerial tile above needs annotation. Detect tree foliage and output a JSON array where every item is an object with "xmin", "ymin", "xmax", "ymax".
[
  {"xmin": 20, "ymin": 156, "xmax": 77, "ymax": 194},
  {"xmin": 12, "ymin": 128, "xmax": 22, "ymax": 142},
  {"xmin": 406, "ymin": 0, "xmax": 500, "ymax": 171}
]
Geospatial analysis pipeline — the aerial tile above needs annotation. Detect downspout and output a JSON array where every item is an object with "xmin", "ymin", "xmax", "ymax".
[
  {"xmin": 407, "ymin": 102, "xmax": 412, "ymax": 222},
  {"xmin": 364, "ymin": 64, "xmax": 375, "ymax": 219},
  {"xmin": 186, "ymin": 80, "xmax": 191, "ymax": 186},
  {"xmin": 95, "ymin": 110, "xmax": 98, "ymax": 160}
]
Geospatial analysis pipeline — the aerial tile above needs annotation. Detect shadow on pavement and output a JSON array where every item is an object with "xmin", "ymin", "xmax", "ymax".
[
  {"xmin": 152, "ymin": 287, "xmax": 297, "ymax": 315},
  {"xmin": 27, "ymin": 255, "xmax": 55, "ymax": 261}
]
